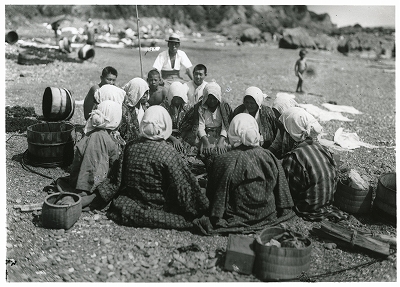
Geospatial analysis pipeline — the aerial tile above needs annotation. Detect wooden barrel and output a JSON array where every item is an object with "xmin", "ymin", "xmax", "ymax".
[
  {"xmin": 6, "ymin": 31, "xmax": 19, "ymax": 45},
  {"xmin": 374, "ymin": 173, "xmax": 396, "ymax": 217},
  {"xmin": 42, "ymin": 87, "xmax": 75, "ymax": 121},
  {"xmin": 78, "ymin": 44, "xmax": 95, "ymax": 60},
  {"xmin": 254, "ymin": 227, "xmax": 312, "ymax": 281},
  {"xmin": 42, "ymin": 192, "xmax": 82, "ymax": 230},
  {"xmin": 26, "ymin": 122, "xmax": 75, "ymax": 166},
  {"xmin": 334, "ymin": 180, "xmax": 372, "ymax": 214}
]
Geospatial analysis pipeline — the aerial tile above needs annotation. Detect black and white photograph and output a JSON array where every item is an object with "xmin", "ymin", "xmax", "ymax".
[{"xmin": 3, "ymin": 2, "xmax": 396, "ymax": 283}]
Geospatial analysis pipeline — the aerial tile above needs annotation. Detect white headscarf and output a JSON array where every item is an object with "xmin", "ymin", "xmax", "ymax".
[
  {"xmin": 94, "ymin": 84, "xmax": 126, "ymax": 105},
  {"xmin": 244, "ymin": 86, "xmax": 267, "ymax": 107},
  {"xmin": 139, "ymin": 105, "xmax": 172, "ymax": 140},
  {"xmin": 228, "ymin": 113, "xmax": 260, "ymax": 147},
  {"xmin": 280, "ymin": 107, "xmax": 323, "ymax": 142},
  {"xmin": 122, "ymin": 77, "xmax": 149, "ymax": 107},
  {"xmin": 201, "ymin": 82, "xmax": 222, "ymax": 106},
  {"xmin": 167, "ymin": 81, "xmax": 188, "ymax": 105},
  {"xmin": 272, "ymin": 97, "xmax": 299, "ymax": 115},
  {"xmin": 84, "ymin": 100, "xmax": 122, "ymax": 134}
]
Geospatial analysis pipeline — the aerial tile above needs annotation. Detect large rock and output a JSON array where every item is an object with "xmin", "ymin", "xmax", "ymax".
[
  {"xmin": 337, "ymin": 32, "xmax": 395, "ymax": 57},
  {"xmin": 279, "ymin": 27, "xmax": 317, "ymax": 49},
  {"xmin": 240, "ymin": 27, "xmax": 262, "ymax": 43},
  {"xmin": 314, "ymin": 34, "xmax": 338, "ymax": 51}
]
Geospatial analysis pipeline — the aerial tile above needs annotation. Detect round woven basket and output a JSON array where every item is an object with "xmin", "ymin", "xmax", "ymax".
[
  {"xmin": 254, "ymin": 227, "xmax": 312, "ymax": 281},
  {"xmin": 374, "ymin": 172, "xmax": 396, "ymax": 218},
  {"xmin": 42, "ymin": 192, "xmax": 82, "ymax": 230},
  {"xmin": 334, "ymin": 180, "xmax": 372, "ymax": 214}
]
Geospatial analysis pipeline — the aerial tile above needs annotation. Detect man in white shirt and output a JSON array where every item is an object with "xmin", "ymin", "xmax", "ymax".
[
  {"xmin": 152, "ymin": 33, "xmax": 193, "ymax": 88},
  {"xmin": 184, "ymin": 64, "xmax": 208, "ymax": 106}
]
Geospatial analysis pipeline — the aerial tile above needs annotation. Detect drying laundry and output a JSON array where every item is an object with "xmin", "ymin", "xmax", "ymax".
[
  {"xmin": 334, "ymin": 127, "xmax": 379, "ymax": 150},
  {"xmin": 298, "ymin": 104, "xmax": 354, "ymax": 122},
  {"xmin": 321, "ymin": 103, "xmax": 362, "ymax": 115}
]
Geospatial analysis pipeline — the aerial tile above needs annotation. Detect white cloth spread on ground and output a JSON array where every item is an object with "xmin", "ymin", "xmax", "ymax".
[
  {"xmin": 321, "ymin": 103, "xmax": 363, "ymax": 115},
  {"xmin": 298, "ymin": 104, "xmax": 354, "ymax": 122},
  {"xmin": 275, "ymin": 92, "xmax": 296, "ymax": 100},
  {"xmin": 334, "ymin": 127, "xmax": 379, "ymax": 149}
]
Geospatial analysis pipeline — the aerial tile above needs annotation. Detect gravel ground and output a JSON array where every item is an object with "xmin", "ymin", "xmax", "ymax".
[{"xmin": 4, "ymin": 37, "xmax": 396, "ymax": 282}]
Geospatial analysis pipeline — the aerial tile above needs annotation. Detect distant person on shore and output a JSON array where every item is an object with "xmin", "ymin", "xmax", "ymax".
[
  {"xmin": 84, "ymin": 18, "xmax": 96, "ymax": 45},
  {"xmin": 184, "ymin": 64, "xmax": 208, "ymax": 106},
  {"xmin": 152, "ymin": 33, "xmax": 193, "ymax": 88},
  {"xmin": 294, "ymin": 49, "xmax": 308, "ymax": 93},
  {"xmin": 147, "ymin": 69, "xmax": 168, "ymax": 106},
  {"xmin": 83, "ymin": 66, "xmax": 119, "ymax": 120}
]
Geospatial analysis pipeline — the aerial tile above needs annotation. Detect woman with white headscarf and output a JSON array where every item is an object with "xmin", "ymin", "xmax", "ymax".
[
  {"xmin": 280, "ymin": 107, "xmax": 341, "ymax": 221},
  {"xmin": 193, "ymin": 113, "xmax": 295, "ymax": 235},
  {"xmin": 56, "ymin": 100, "xmax": 123, "ymax": 209},
  {"xmin": 229, "ymin": 86, "xmax": 279, "ymax": 149},
  {"xmin": 118, "ymin": 77, "xmax": 150, "ymax": 144},
  {"xmin": 106, "ymin": 105, "xmax": 209, "ymax": 230},
  {"xmin": 163, "ymin": 81, "xmax": 191, "ymax": 152},
  {"xmin": 269, "ymin": 106, "xmax": 322, "ymax": 159},
  {"xmin": 268, "ymin": 97, "xmax": 299, "ymax": 158}
]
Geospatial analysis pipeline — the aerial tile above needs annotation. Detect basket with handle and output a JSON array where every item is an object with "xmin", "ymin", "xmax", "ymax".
[
  {"xmin": 42, "ymin": 192, "xmax": 82, "ymax": 230},
  {"xmin": 254, "ymin": 227, "xmax": 312, "ymax": 281}
]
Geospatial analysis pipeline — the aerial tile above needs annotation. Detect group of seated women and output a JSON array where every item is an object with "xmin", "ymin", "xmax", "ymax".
[{"xmin": 56, "ymin": 75, "xmax": 344, "ymax": 235}]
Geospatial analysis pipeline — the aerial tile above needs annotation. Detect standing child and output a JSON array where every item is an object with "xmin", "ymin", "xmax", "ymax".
[
  {"xmin": 83, "ymin": 66, "xmax": 118, "ymax": 120},
  {"xmin": 147, "ymin": 69, "xmax": 168, "ymax": 106},
  {"xmin": 294, "ymin": 49, "xmax": 308, "ymax": 93},
  {"xmin": 184, "ymin": 64, "xmax": 208, "ymax": 106}
]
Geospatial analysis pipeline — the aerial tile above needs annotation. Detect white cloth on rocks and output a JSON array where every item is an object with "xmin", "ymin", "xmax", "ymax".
[{"xmin": 298, "ymin": 103, "xmax": 354, "ymax": 122}]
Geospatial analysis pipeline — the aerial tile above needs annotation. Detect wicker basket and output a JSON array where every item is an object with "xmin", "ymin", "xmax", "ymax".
[
  {"xmin": 334, "ymin": 180, "xmax": 372, "ymax": 214},
  {"xmin": 254, "ymin": 227, "xmax": 312, "ymax": 281},
  {"xmin": 42, "ymin": 192, "xmax": 82, "ymax": 230},
  {"xmin": 374, "ymin": 173, "xmax": 396, "ymax": 218}
]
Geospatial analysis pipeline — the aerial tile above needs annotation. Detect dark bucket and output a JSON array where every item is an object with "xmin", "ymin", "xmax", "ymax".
[
  {"xmin": 374, "ymin": 172, "xmax": 396, "ymax": 218},
  {"xmin": 78, "ymin": 44, "xmax": 95, "ymax": 60},
  {"xmin": 6, "ymin": 31, "xmax": 19, "ymax": 45},
  {"xmin": 42, "ymin": 87, "xmax": 75, "ymax": 121},
  {"xmin": 26, "ymin": 122, "xmax": 75, "ymax": 167}
]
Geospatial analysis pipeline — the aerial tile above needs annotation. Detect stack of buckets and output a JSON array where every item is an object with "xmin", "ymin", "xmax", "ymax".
[{"xmin": 26, "ymin": 87, "xmax": 76, "ymax": 167}]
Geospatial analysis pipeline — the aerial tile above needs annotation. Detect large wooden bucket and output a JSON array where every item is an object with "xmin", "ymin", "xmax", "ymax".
[
  {"xmin": 334, "ymin": 180, "xmax": 372, "ymax": 214},
  {"xmin": 78, "ymin": 44, "xmax": 95, "ymax": 60},
  {"xmin": 42, "ymin": 87, "xmax": 75, "ymax": 121},
  {"xmin": 42, "ymin": 192, "xmax": 82, "ymax": 230},
  {"xmin": 374, "ymin": 173, "xmax": 396, "ymax": 218},
  {"xmin": 254, "ymin": 227, "xmax": 312, "ymax": 281},
  {"xmin": 27, "ymin": 122, "xmax": 75, "ymax": 167},
  {"xmin": 6, "ymin": 31, "xmax": 19, "ymax": 45}
]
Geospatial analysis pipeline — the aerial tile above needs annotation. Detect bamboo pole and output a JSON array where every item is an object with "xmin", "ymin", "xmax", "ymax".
[{"xmin": 135, "ymin": 5, "xmax": 143, "ymax": 78}]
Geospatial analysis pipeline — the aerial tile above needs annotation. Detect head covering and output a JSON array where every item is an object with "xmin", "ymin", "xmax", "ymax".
[
  {"xmin": 166, "ymin": 33, "xmax": 180, "ymax": 43},
  {"xmin": 201, "ymin": 82, "xmax": 222, "ymax": 106},
  {"xmin": 167, "ymin": 81, "xmax": 188, "ymax": 105},
  {"xmin": 94, "ymin": 84, "xmax": 125, "ymax": 105},
  {"xmin": 122, "ymin": 77, "xmax": 149, "ymax": 107},
  {"xmin": 280, "ymin": 107, "xmax": 323, "ymax": 142},
  {"xmin": 139, "ymin": 106, "xmax": 172, "ymax": 140},
  {"xmin": 244, "ymin": 86, "xmax": 267, "ymax": 107},
  {"xmin": 228, "ymin": 113, "xmax": 261, "ymax": 148},
  {"xmin": 272, "ymin": 97, "xmax": 299, "ymax": 115},
  {"xmin": 84, "ymin": 100, "xmax": 122, "ymax": 134}
]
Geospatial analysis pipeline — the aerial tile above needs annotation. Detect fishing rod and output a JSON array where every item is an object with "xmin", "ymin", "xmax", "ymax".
[{"xmin": 135, "ymin": 5, "xmax": 144, "ymax": 78}]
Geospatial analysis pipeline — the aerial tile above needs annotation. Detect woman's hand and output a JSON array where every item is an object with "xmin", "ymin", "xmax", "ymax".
[
  {"xmin": 171, "ymin": 137, "xmax": 184, "ymax": 152},
  {"xmin": 215, "ymin": 137, "xmax": 227, "ymax": 155},
  {"xmin": 200, "ymin": 137, "xmax": 212, "ymax": 155}
]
